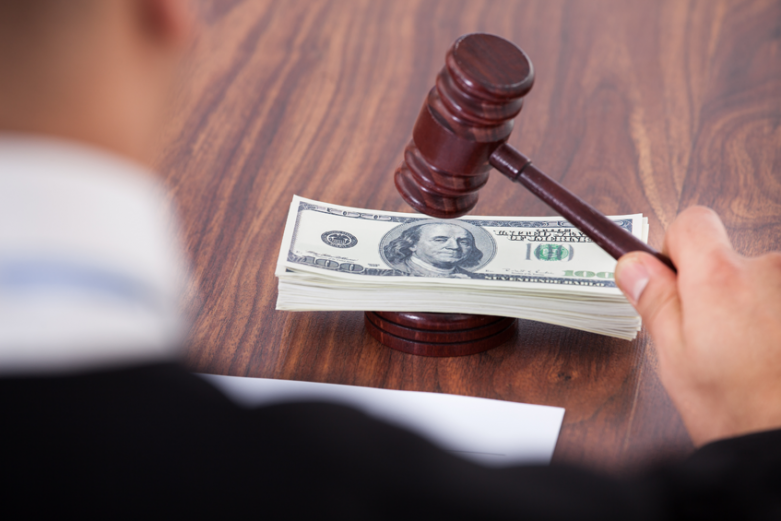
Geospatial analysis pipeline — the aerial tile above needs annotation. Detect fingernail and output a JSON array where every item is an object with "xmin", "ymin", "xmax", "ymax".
[{"xmin": 616, "ymin": 257, "xmax": 650, "ymax": 305}]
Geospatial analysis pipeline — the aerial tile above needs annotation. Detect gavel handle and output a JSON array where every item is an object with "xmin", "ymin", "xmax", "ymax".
[{"xmin": 490, "ymin": 144, "xmax": 676, "ymax": 272}]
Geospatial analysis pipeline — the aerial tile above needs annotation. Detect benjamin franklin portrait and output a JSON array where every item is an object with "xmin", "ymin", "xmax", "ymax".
[{"xmin": 381, "ymin": 221, "xmax": 492, "ymax": 279}]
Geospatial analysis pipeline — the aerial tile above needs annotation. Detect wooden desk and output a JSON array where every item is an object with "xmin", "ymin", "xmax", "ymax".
[{"xmin": 155, "ymin": 0, "xmax": 781, "ymax": 472}]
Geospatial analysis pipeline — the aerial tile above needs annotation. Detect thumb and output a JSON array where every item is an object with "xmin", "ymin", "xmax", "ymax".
[{"xmin": 615, "ymin": 251, "xmax": 683, "ymax": 350}]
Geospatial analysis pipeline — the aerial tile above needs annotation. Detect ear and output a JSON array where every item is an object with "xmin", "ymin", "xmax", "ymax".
[{"xmin": 136, "ymin": 0, "xmax": 193, "ymax": 48}]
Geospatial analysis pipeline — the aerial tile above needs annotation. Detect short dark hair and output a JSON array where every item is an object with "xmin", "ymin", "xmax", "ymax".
[{"xmin": 383, "ymin": 223, "xmax": 483, "ymax": 268}]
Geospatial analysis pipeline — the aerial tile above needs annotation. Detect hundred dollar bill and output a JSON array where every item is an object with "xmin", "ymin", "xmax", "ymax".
[
  {"xmin": 276, "ymin": 196, "xmax": 646, "ymax": 291},
  {"xmin": 275, "ymin": 196, "xmax": 648, "ymax": 339}
]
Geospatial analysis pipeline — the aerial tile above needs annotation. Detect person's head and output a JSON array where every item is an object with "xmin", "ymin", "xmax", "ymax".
[
  {"xmin": 0, "ymin": 0, "xmax": 193, "ymax": 164},
  {"xmin": 385, "ymin": 223, "xmax": 483, "ymax": 270}
]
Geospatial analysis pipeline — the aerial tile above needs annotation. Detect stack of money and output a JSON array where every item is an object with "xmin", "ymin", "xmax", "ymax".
[{"xmin": 275, "ymin": 196, "xmax": 648, "ymax": 340}]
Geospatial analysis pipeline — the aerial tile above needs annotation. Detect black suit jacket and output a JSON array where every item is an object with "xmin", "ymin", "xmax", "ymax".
[{"xmin": 3, "ymin": 363, "xmax": 779, "ymax": 519}]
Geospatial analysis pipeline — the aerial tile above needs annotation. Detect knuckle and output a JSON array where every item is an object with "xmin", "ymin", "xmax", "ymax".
[
  {"xmin": 667, "ymin": 206, "xmax": 711, "ymax": 242},
  {"xmin": 707, "ymin": 247, "xmax": 739, "ymax": 272},
  {"xmin": 681, "ymin": 247, "xmax": 745, "ymax": 294},
  {"xmin": 669, "ymin": 206, "xmax": 722, "ymax": 239},
  {"xmin": 672, "ymin": 206, "xmax": 716, "ymax": 231},
  {"xmin": 706, "ymin": 247, "xmax": 742, "ymax": 275}
]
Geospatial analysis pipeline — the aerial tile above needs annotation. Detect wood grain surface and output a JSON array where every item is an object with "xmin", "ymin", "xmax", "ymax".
[{"xmin": 154, "ymin": 0, "xmax": 781, "ymax": 473}]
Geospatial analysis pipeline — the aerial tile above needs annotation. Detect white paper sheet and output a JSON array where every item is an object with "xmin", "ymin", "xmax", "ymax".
[{"xmin": 199, "ymin": 374, "xmax": 565, "ymax": 467}]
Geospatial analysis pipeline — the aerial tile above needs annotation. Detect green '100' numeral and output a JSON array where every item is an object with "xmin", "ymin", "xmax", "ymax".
[{"xmin": 563, "ymin": 270, "xmax": 614, "ymax": 279}]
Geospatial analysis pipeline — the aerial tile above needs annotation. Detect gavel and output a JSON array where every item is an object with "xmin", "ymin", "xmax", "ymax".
[
  {"xmin": 394, "ymin": 33, "xmax": 675, "ymax": 271},
  {"xmin": 365, "ymin": 33, "xmax": 673, "ymax": 357}
]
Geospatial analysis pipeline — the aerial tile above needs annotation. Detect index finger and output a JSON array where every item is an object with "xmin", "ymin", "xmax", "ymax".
[{"xmin": 664, "ymin": 206, "xmax": 736, "ymax": 269}]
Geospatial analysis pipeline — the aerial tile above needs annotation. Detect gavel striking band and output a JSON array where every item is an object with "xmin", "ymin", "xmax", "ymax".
[{"xmin": 395, "ymin": 33, "xmax": 675, "ymax": 271}]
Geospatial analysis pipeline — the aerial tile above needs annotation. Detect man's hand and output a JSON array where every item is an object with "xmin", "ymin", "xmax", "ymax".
[{"xmin": 615, "ymin": 206, "xmax": 781, "ymax": 447}]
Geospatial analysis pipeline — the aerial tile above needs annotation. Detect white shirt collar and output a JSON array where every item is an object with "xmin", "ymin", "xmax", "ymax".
[{"xmin": 0, "ymin": 134, "xmax": 190, "ymax": 375}]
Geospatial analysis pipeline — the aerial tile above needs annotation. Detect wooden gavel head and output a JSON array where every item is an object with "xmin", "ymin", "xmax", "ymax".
[{"xmin": 395, "ymin": 33, "xmax": 535, "ymax": 218}]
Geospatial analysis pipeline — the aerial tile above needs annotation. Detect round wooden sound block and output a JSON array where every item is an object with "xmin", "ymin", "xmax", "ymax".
[{"xmin": 365, "ymin": 311, "xmax": 516, "ymax": 357}]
